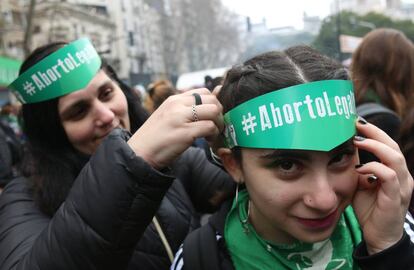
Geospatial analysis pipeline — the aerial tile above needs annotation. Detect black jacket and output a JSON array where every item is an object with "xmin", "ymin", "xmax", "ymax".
[
  {"xmin": 0, "ymin": 129, "xmax": 234, "ymax": 270},
  {"xmin": 172, "ymin": 200, "xmax": 414, "ymax": 270}
]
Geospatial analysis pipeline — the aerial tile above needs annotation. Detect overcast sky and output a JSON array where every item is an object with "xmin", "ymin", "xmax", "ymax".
[{"xmin": 221, "ymin": 0, "xmax": 414, "ymax": 30}]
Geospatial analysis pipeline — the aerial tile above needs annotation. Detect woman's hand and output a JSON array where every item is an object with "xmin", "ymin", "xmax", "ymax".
[
  {"xmin": 352, "ymin": 118, "xmax": 413, "ymax": 255},
  {"xmin": 127, "ymin": 88, "xmax": 224, "ymax": 169}
]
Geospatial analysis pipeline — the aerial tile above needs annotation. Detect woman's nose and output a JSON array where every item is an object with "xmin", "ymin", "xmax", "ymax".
[
  {"xmin": 303, "ymin": 176, "xmax": 338, "ymax": 212},
  {"xmin": 94, "ymin": 102, "xmax": 115, "ymax": 127}
]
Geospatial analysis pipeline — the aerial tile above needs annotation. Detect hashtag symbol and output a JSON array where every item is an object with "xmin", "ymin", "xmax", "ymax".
[
  {"xmin": 241, "ymin": 113, "xmax": 257, "ymax": 135},
  {"xmin": 23, "ymin": 81, "xmax": 36, "ymax": 96}
]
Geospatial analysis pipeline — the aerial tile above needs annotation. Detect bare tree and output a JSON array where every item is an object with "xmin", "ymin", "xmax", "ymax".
[
  {"xmin": 23, "ymin": 0, "xmax": 37, "ymax": 57},
  {"xmin": 161, "ymin": 0, "xmax": 242, "ymax": 75}
]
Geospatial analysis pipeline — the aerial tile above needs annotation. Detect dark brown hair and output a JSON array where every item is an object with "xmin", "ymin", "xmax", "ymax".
[
  {"xmin": 351, "ymin": 28, "xmax": 414, "ymax": 116},
  {"xmin": 218, "ymin": 45, "xmax": 348, "ymax": 161}
]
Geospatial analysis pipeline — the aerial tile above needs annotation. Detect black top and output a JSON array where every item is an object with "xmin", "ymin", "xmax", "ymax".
[{"xmin": 0, "ymin": 129, "xmax": 234, "ymax": 270}]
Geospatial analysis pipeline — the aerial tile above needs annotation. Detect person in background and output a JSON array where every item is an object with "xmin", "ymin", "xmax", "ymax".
[
  {"xmin": 351, "ymin": 28, "xmax": 414, "ymax": 214},
  {"xmin": 0, "ymin": 39, "xmax": 234, "ymax": 270},
  {"xmin": 0, "ymin": 102, "xmax": 22, "ymax": 138},
  {"xmin": 144, "ymin": 79, "xmax": 177, "ymax": 114},
  {"xmin": 0, "ymin": 102, "xmax": 23, "ymax": 189},
  {"xmin": 351, "ymin": 28, "xmax": 414, "ymax": 155}
]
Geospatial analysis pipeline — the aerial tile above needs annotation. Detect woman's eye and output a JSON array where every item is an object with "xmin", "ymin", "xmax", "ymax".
[
  {"xmin": 100, "ymin": 88, "xmax": 113, "ymax": 100},
  {"xmin": 69, "ymin": 107, "xmax": 87, "ymax": 120},
  {"xmin": 267, "ymin": 159, "xmax": 301, "ymax": 176},
  {"xmin": 329, "ymin": 151, "xmax": 353, "ymax": 166},
  {"xmin": 279, "ymin": 160, "xmax": 295, "ymax": 171},
  {"xmin": 331, "ymin": 153, "xmax": 346, "ymax": 163}
]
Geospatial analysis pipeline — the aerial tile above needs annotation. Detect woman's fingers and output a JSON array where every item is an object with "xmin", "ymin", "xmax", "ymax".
[
  {"xmin": 127, "ymin": 88, "xmax": 225, "ymax": 169},
  {"xmin": 355, "ymin": 162, "xmax": 401, "ymax": 202},
  {"xmin": 187, "ymin": 103, "xmax": 224, "ymax": 131},
  {"xmin": 356, "ymin": 118, "xmax": 400, "ymax": 151},
  {"xmin": 354, "ymin": 136, "xmax": 405, "ymax": 169},
  {"xmin": 212, "ymin": 85, "xmax": 222, "ymax": 96},
  {"xmin": 188, "ymin": 120, "xmax": 220, "ymax": 139},
  {"xmin": 354, "ymin": 129, "xmax": 412, "ymax": 203}
]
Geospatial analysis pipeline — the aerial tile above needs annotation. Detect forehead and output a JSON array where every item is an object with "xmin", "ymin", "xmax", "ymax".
[
  {"xmin": 58, "ymin": 70, "xmax": 111, "ymax": 106},
  {"xmin": 243, "ymin": 139, "xmax": 354, "ymax": 158}
]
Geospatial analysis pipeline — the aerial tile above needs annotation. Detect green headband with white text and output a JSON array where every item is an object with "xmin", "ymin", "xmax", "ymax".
[
  {"xmin": 223, "ymin": 80, "xmax": 357, "ymax": 151},
  {"xmin": 9, "ymin": 38, "xmax": 101, "ymax": 104}
]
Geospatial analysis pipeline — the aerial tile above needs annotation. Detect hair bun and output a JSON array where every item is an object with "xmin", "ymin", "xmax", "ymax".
[{"xmin": 227, "ymin": 64, "xmax": 257, "ymax": 83}]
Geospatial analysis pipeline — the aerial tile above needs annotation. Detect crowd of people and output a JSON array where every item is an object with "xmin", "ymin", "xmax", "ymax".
[{"xmin": 0, "ymin": 28, "xmax": 413, "ymax": 270}]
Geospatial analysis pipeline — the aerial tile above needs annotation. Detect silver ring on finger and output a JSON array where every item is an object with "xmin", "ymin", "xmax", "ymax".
[{"xmin": 191, "ymin": 104, "xmax": 199, "ymax": 122}]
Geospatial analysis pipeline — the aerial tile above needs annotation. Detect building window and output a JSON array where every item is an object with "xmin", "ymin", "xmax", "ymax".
[
  {"xmin": 129, "ymin": 31, "xmax": 134, "ymax": 46},
  {"xmin": 33, "ymin": 25, "xmax": 41, "ymax": 34}
]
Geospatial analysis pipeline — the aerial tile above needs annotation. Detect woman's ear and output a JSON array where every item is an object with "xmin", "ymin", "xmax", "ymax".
[{"xmin": 217, "ymin": 148, "xmax": 243, "ymax": 184}]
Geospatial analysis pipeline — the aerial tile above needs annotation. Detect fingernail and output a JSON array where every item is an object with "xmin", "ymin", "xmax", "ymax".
[
  {"xmin": 358, "ymin": 116, "xmax": 368, "ymax": 125},
  {"xmin": 368, "ymin": 175, "xmax": 378, "ymax": 184},
  {"xmin": 355, "ymin": 164, "xmax": 364, "ymax": 169},
  {"xmin": 354, "ymin": 135, "xmax": 366, "ymax": 141}
]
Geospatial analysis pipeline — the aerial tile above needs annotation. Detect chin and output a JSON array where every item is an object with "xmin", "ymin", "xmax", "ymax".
[{"xmin": 296, "ymin": 226, "xmax": 337, "ymax": 244}]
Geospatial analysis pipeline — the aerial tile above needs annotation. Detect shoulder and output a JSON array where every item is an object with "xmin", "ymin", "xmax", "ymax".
[
  {"xmin": 0, "ymin": 177, "xmax": 34, "ymax": 205},
  {"xmin": 0, "ymin": 176, "xmax": 47, "ymax": 223},
  {"xmin": 171, "ymin": 201, "xmax": 234, "ymax": 270},
  {"xmin": 0, "ymin": 177, "xmax": 49, "ymax": 262},
  {"xmin": 170, "ymin": 233, "xmax": 224, "ymax": 270}
]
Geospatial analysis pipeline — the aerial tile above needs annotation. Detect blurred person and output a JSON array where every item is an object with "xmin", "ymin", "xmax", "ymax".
[
  {"xmin": 0, "ymin": 102, "xmax": 23, "ymax": 189},
  {"xmin": 1, "ymin": 102, "xmax": 22, "ymax": 137},
  {"xmin": 133, "ymin": 84, "xmax": 146, "ymax": 103},
  {"xmin": 351, "ymin": 28, "xmax": 414, "ymax": 214},
  {"xmin": 0, "ymin": 122, "xmax": 14, "ymax": 192},
  {"xmin": 144, "ymin": 79, "xmax": 177, "ymax": 114},
  {"xmin": 0, "ymin": 39, "xmax": 234, "ymax": 270},
  {"xmin": 172, "ymin": 45, "xmax": 414, "ymax": 270},
  {"xmin": 351, "ymin": 28, "xmax": 414, "ymax": 141}
]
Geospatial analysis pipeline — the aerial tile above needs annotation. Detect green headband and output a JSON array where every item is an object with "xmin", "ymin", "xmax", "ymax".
[
  {"xmin": 223, "ymin": 80, "xmax": 356, "ymax": 151},
  {"xmin": 8, "ymin": 38, "xmax": 101, "ymax": 104}
]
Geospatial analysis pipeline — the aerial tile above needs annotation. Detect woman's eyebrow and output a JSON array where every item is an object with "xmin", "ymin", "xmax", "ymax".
[
  {"xmin": 258, "ymin": 140, "xmax": 355, "ymax": 160},
  {"xmin": 96, "ymin": 80, "xmax": 113, "ymax": 93},
  {"xmin": 259, "ymin": 150, "xmax": 311, "ymax": 161},
  {"xmin": 60, "ymin": 100, "xmax": 87, "ymax": 118}
]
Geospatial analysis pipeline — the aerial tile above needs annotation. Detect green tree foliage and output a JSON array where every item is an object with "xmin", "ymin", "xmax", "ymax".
[{"xmin": 313, "ymin": 11, "xmax": 414, "ymax": 60}]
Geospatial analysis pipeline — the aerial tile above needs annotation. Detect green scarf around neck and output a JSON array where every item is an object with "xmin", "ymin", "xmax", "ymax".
[{"xmin": 224, "ymin": 190, "xmax": 362, "ymax": 270}]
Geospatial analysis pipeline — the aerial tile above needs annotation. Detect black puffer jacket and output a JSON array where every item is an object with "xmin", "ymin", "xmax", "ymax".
[
  {"xmin": 0, "ymin": 129, "xmax": 234, "ymax": 270},
  {"xmin": 129, "ymin": 144, "xmax": 234, "ymax": 269}
]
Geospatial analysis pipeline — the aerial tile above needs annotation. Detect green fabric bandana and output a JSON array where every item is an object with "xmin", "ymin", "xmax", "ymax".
[{"xmin": 224, "ymin": 190, "xmax": 362, "ymax": 270}]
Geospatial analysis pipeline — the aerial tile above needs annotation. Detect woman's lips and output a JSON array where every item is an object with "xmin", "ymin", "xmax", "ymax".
[{"xmin": 296, "ymin": 209, "xmax": 338, "ymax": 230}]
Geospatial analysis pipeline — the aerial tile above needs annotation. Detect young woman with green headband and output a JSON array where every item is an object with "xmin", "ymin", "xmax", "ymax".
[
  {"xmin": 171, "ymin": 45, "xmax": 414, "ymax": 270},
  {"xmin": 0, "ymin": 39, "xmax": 234, "ymax": 270}
]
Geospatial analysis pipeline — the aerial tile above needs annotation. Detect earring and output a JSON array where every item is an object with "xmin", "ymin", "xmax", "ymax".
[
  {"xmin": 240, "ymin": 200, "xmax": 251, "ymax": 234},
  {"xmin": 235, "ymin": 182, "xmax": 251, "ymax": 234},
  {"xmin": 235, "ymin": 182, "xmax": 240, "ymax": 204}
]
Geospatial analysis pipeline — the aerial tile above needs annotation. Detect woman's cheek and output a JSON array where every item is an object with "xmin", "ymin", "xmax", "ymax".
[{"xmin": 338, "ymin": 170, "xmax": 359, "ymax": 198}]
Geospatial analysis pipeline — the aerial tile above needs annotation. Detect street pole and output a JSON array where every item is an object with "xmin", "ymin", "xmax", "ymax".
[{"xmin": 23, "ymin": 0, "xmax": 37, "ymax": 58}]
